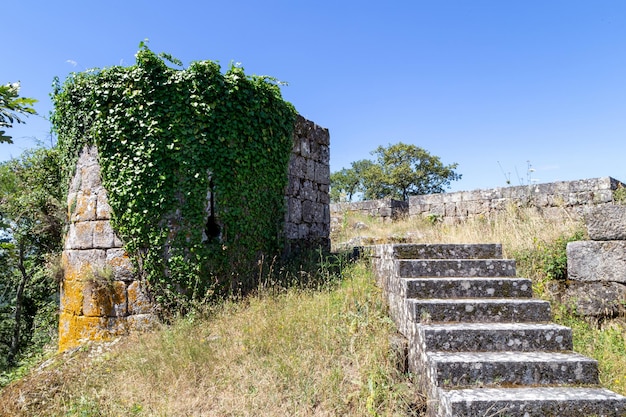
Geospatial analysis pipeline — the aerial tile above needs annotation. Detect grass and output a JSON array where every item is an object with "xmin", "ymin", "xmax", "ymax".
[
  {"xmin": 0, "ymin": 260, "xmax": 422, "ymax": 417},
  {"xmin": 2, "ymin": 204, "xmax": 625, "ymax": 416}
]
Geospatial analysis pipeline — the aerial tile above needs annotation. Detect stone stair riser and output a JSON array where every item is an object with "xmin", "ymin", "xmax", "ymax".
[
  {"xmin": 403, "ymin": 277, "xmax": 533, "ymax": 299},
  {"xmin": 429, "ymin": 355, "xmax": 599, "ymax": 387},
  {"xmin": 409, "ymin": 299, "xmax": 552, "ymax": 323},
  {"xmin": 417, "ymin": 323, "xmax": 573, "ymax": 352},
  {"xmin": 438, "ymin": 387, "xmax": 626, "ymax": 417}
]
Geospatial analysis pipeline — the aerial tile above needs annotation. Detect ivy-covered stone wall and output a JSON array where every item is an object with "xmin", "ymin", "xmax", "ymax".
[{"xmin": 59, "ymin": 117, "xmax": 330, "ymax": 352}]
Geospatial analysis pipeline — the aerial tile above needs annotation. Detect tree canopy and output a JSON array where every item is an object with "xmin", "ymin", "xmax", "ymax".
[
  {"xmin": 330, "ymin": 142, "xmax": 461, "ymax": 202},
  {"xmin": 0, "ymin": 82, "xmax": 37, "ymax": 144}
]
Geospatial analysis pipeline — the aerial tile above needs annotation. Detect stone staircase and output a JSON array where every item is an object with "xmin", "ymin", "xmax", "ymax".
[{"xmin": 369, "ymin": 243, "xmax": 626, "ymax": 417}]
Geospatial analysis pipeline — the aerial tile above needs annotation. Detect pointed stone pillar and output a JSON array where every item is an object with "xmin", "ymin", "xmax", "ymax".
[{"xmin": 58, "ymin": 145, "xmax": 157, "ymax": 352}]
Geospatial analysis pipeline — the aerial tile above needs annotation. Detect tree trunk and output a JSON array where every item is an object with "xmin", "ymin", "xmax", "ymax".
[{"xmin": 8, "ymin": 244, "xmax": 28, "ymax": 367}]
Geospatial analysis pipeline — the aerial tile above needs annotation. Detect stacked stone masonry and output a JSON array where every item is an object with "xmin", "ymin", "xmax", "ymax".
[
  {"xmin": 330, "ymin": 198, "xmax": 408, "ymax": 223},
  {"xmin": 331, "ymin": 177, "xmax": 624, "ymax": 225},
  {"xmin": 566, "ymin": 205, "xmax": 626, "ymax": 321},
  {"xmin": 409, "ymin": 177, "xmax": 623, "ymax": 223},
  {"xmin": 284, "ymin": 115, "xmax": 331, "ymax": 251},
  {"xmin": 59, "ymin": 145, "xmax": 157, "ymax": 352}
]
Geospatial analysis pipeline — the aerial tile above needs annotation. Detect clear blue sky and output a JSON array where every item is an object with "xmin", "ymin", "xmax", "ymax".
[{"xmin": 3, "ymin": 1, "xmax": 626, "ymax": 192}]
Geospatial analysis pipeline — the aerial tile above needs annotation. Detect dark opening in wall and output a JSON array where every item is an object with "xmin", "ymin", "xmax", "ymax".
[{"xmin": 204, "ymin": 177, "xmax": 221, "ymax": 241}]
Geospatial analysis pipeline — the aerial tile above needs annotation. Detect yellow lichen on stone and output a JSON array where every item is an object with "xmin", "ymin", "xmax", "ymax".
[
  {"xmin": 58, "ymin": 313, "xmax": 126, "ymax": 352},
  {"xmin": 127, "ymin": 281, "xmax": 153, "ymax": 315},
  {"xmin": 60, "ymin": 280, "xmax": 84, "ymax": 315},
  {"xmin": 82, "ymin": 280, "xmax": 127, "ymax": 317}
]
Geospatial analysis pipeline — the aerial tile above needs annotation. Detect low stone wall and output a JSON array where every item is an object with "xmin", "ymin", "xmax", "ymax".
[
  {"xmin": 409, "ymin": 177, "xmax": 623, "ymax": 223},
  {"xmin": 330, "ymin": 198, "xmax": 408, "ymax": 222},
  {"xmin": 566, "ymin": 205, "xmax": 626, "ymax": 322}
]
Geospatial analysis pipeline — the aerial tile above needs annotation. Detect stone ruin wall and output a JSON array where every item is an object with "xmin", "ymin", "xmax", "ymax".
[
  {"xmin": 566, "ymin": 205, "xmax": 626, "ymax": 323},
  {"xmin": 59, "ymin": 116, "xmax": 330, "ymax": 352},
  {"xmin": 330, "ymin": 177, "xmax": 624, "ymax": 227},
  {"xmin": 284, "ymin": 115, "xmax": 331, "ymax": 251},
  {"xmin": 409, "ymin": 177, "xmax": 623, "ymax": 223}
]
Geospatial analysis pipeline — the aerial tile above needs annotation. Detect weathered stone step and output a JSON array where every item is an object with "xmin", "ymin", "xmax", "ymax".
[
  {"xmin": 397, "ymin": 259, "xmax": 516, "ymax": 278},
  {"xmin": 386, "ymin": 243, "xmax": 503, "ymax": 260},
  {"xmin": 408, "ymin": 298, "xmax": 552, "ymax": 323},
  {"xmin": 437, "ymin": 386, "xmax": 626, "ymax": 417},
  {"xmin": 427, "ymin": 351, "xmax": 599, "ymax": 388},
  {"xmin": 417, "ymin": 322, "xmax": 573, "ymax": 352},
  {"xmin": 403, "ymin": 277, "xmax": 533, "ymax": 299}
]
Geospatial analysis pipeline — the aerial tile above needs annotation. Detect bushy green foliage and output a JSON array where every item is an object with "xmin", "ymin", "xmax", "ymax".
[
  {"xmin": 330, "ymin": 142, "xmax": 461, "ymax": 202},
  {"xmin": 0, "ymin": 147, "xmax": 63, "ymax": 370},
  {"xmin": 513, "ymin": 229, "xmax": 586, "ymax": 299},
  {"xmin": 52, "ymin": 45, "xmax": 297, "ymax": 311}
]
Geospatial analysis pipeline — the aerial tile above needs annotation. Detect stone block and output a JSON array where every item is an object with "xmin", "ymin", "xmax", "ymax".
[
  {"xmin": 567, "ymin": 240, "xmax": 626, "ymax": 283},
  {"xmin": 96, "ymin": 190, "xmax": 112, "ymax": 220},
  {"xmin": 126, "ymin": 313, "xmax": 160, "ymax": 332},
  {"xmin": 300, "ymin": 137, "xmax": 310, "ymax": 157},
  {"xmin": 563, "ymin": 281, "xmax": 626, "ymax": 320},
  {"xmin": 314, "ymin": 161, "xmax": 330, "ymax": 185},
  {"xmin": 93, "ymin": 220, "xmax": 119, "ymax": 248},
  {"xmin": 82, "ymin": 279, "xmax": 128, "ymax": 317},
  {"xmin": 287, "ymin": 198, "xmax": 302, "ymax": 223},
  {"xmin": 62, "ymin": 249, "xmax": 107, "ymax": 282},
  {"xmin": 298, "ymin": 223, "xmax": 309, "ymax": 239},
  {"xmin": 127, "ymin": 280, "xmax": 154, "ymax": 315},
  {"xmin": 65, "ymin": 221, "xmax": 94, "ymax": 250},
  {"xmin": 584, "ymin": 205, "xmax": 626, "ymax": 240},
  {"xmin": 305, "ymin": 159, "xmax": 315, "ymax": 181},
  {"xmin": 80, "ymin": 163, "xmax": 103, "ymax": 191},
  {"xmin": 106, "ymin": 248, "xmax": 135, "ymax": 280},
  {"xmin": 60, "ymin": 279, "xmax": 85, "ymax": 315},
  {"xmin": 71, "ymin": 191, "xmax": 97, "ymax": 222}
]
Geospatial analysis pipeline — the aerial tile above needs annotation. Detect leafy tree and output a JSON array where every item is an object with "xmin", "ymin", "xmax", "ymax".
[
  {"xmin": 0, "ymin": 147, "xmax": 63, "ymax": 369},
  {"xmin": 329, "ymin": 160, "xmax": 375, "ymax": 202},
  {"xmin": 0, "ymin": 82, "xmax": 37, "ymax": 144},
  {"xmin": 330, "ymin": 142, "xmax": 461, "ymax": 202}
]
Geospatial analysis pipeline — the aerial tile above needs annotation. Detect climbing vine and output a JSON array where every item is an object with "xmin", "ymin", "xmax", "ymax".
[{"xmin": 52, "ymin": 45, "xmax": 297, "ymax": 310}]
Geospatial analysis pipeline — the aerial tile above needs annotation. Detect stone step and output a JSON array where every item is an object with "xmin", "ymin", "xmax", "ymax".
[
  {"xmin": 417, "ymin": 322, "xmax": 573, "ymax": 352},
  {"xmin": 397, "ymin": 259, "xmax": 516, "ymax": 278},
  {"xmin": 403, "ymin": 277, "xmax": 533, "ymax": 299},
  {"xmin": 408, "ymin": 298, "xmax": 552, "ymax": 323},
  {"xmin": 386, "ymin": 243, "xmax": 503, "ymax": 260},
  {"xmin": 437, "ymin": 386, "xmax": 626, "ymax": 417},
  {"xmin": 427, "ymin": 351, "xmax": 599, "ymax": 388}
]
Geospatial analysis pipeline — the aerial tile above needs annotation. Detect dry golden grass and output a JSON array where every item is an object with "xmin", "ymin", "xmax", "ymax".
[
  {"xmin": 0, "ymin": 261, "xmax": 422, "ymax": 417},
  {"xmin": 332, "ymin": 204, "xmax": 583, "ymax": 258}
]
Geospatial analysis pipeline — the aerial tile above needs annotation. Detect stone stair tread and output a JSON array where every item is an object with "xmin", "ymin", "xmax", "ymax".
[
  {"xmin": 418, "ymin": 322, "xmax": 573, "ymax": 352},
  {"xmin": 397, "ymin": 259, "xmax": 516, "ymax": 278},
  {"xmin": 403, "ymin": 277, "xmax": 533, "ymax": 299},
  {"xmin": 421, "ymin": 322, "xmax": 571, "ymax": 331},
  {"xmin": 427, "ymin": 350, "xmax": 597, "ymax": 364},
  {"xmin": 439, "ymin": 386, "xmax": 626, "ymax": 417},
  {"xmin": 387, "ymin": 243, "xmax": 503, "ymax": 260}
]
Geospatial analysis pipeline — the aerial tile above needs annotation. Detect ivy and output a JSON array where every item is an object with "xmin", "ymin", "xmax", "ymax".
[{"xmin": 52, "ymin": 45, "xmax": 297, "ymax": 311}]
